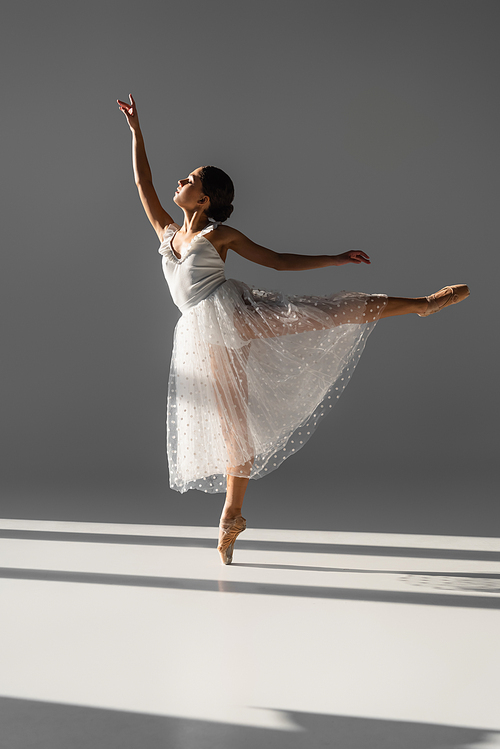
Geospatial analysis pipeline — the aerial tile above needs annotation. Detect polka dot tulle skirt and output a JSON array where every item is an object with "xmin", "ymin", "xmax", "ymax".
[{"xmin": 166, "ymin": 278, "xmax": 387, "ymax": 493}]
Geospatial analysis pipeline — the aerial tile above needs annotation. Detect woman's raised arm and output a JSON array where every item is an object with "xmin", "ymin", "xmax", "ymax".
[{"xmin": 117, "ymin": 94, "xmax": 174, "ymax": 240}]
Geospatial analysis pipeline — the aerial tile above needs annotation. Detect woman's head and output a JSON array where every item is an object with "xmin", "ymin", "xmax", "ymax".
[
  {"xmin": 173, "ymin": 166, "xmax": 234, "ymax": 222},
  {"xmin": 199, "ymin": 166, "xmax": 234, "ymax": 223}
]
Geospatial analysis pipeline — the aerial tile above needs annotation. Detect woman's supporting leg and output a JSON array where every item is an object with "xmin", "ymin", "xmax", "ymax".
[
  {"xmin": 210, "ymin": 340, "xmax": 253, "ymax": 564},
  {"xmin": 217, "ymin": 473, "xmax": 249, "ymax": 565},
  {"xmin": 220, "ymin": 473, "xmax": 250, "ymax": 523}
]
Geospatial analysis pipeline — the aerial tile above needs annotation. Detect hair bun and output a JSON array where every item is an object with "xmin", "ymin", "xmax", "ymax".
[
  {"xmin": 200, "ymin": 166, "xmax": 234, "ymax": 223},
  {"xmin": 210, "ymin": 203, "xmax": 233, "ymax": 223}
]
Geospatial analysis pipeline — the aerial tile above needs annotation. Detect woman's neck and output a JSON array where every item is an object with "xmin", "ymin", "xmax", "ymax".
[{"xmin": 180, "ymin": 209, "xmax": 210, "ymax": 235}]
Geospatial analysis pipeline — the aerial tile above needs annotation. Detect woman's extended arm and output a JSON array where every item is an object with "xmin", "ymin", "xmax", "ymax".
[
  {"xmin": 223, "ymin": 228, "xmax": 371, "ymax": 270},
  {"xmin": 117, "ymin": 95, "xmax": 174, "ymax": 240}
]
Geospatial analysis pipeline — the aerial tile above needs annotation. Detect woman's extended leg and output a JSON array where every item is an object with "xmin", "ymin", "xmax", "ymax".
[
  {"xmin": 380, "ymin": 296, "xmax": 427, "ymax": 318},
  {"xmin": 380, "ymin": 284, "xmax": 470, "ymax": 319},
  {"xmin": 233, "ymin": 284, "xmax": 470, "ymax": 338}
]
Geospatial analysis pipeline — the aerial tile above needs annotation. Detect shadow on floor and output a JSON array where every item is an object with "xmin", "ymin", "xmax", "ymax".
[
  {"xmin": 1, "ymin": 696, "xmax": 498, "ymax": 749},
  {"xmin": 1, "ymin": 529, "xmax": 499, "ymax": 562},
  {"xmin": 1, "ymin": 566, "xmax": 500, "ymax": 609}
]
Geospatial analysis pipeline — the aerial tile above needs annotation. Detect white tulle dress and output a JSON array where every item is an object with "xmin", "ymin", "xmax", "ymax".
[{"xmin": 159, "ymin": 222, "xmax": 387, "ymax": 493}]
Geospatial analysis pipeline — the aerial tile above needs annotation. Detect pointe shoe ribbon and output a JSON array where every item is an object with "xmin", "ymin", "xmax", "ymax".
[
  {"xmin": 418, "ymin": 284, "xmax": 470, "ymax": 317},
  {"xmin": 217, "ymin": 516, "xmax": 246, "ymax": 565}
]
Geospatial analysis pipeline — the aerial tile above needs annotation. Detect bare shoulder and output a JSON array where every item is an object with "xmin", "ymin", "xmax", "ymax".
[
  {"xmin": 208, "ymin": 224, "xmax": 240, "ymax": 261},
  {"xmin": 210, "ymin": 223, "xmax": 240, "ymax": 246},
  {"xmin": 158, "ymin": 221, "xmax": 180, "ymax": 244},
  {"xmin": 211, "ymin": 225, "xmax": 281, "ymax": 269}
]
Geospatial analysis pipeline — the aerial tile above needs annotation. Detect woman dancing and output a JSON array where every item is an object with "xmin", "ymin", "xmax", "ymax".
[{"xmin": 118, "ymin": 94, "xmax": 469, "ymax": 565}]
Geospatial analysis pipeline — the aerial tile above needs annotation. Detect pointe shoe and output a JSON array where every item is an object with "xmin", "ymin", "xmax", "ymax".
[
  {"xmin": 217, "ymin": 515, "xmax": 246, "ymax": 565},
  {"xmin": 418, "ymin": 284, "xmax": 470, "ymax": 317}
]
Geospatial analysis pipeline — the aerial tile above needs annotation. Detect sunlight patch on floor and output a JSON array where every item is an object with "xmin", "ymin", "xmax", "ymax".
[{"xmin": 1, "ymin": 519, "xmax": 499, "ymax": 733}]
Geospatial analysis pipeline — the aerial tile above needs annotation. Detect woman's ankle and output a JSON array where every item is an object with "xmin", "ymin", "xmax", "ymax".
[
  {"xmin": 416, "ymin": 296, "xmax": 428, "ymax": 315},
  {"xmin": 220, "ymin": 510, "xmax": 242, "ymax": 524}
]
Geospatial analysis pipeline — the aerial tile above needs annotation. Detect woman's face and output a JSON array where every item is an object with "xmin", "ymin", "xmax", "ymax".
[{"xmin": 173, "ymin": 167, "xmax": 207, "ymax": 211}]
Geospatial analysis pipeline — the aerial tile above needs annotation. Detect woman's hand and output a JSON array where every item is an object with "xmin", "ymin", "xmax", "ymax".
[
  {"xmin": 117, "ymin": 93, "xmax": 141, "ymax": 133},
  {"xmin": 334, "ymin": 250, "xmax": 371, "ymax": 266},
  {"xmin": 117, "ymin": 93, "xmax": 174, "ymax": 238}
]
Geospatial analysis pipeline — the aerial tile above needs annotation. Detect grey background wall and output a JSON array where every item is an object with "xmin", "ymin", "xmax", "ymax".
[{"xmin": 1, "ymin": 0, "xmax": 498, "ymax": 534}]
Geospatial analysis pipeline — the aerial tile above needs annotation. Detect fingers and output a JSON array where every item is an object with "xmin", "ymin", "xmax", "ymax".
[
  {"xmin": 351, "ymin": 250, "xmax": 370, "ymax": 264},
  {"xmin": 335, "ymin": 250, "xmax": 371, "ymax": 267},
  {"xmin": 117, "ymin": 95, "xmax": 136, "ymax": 116},
  {"xmin": 117, "ymin": 99, "xmax": 131, "ymax": 114},
  {"xmin": 354, "ymin": 250, "xmax": 370, "ymax": 261}
]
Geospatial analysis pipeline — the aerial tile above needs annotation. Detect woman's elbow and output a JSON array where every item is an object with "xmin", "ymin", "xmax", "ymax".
[{"xmin": 272, "ymin": 253, "xmax": 287, "ymax": 271}]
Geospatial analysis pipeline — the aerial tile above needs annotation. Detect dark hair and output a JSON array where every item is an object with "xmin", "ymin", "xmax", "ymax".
[{"xmin": 199, "ymin": 166, "xmax": 234, "ymax": 223}]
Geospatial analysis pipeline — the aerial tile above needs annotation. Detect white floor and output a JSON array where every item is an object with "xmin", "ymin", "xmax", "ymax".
[{"xmin": 1, "ymin": 519, "xmax": 499, "ymax": 748}]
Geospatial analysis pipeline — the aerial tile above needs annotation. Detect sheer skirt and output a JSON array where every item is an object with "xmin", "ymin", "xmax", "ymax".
[{"xmin": 166, "ymin": 278, "xmax": 387, "ymax": 493}]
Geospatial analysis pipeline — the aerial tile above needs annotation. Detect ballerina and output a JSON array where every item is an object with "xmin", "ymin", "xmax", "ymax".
[{"xmin": 118, "ymin": 94, "xmax": 469, "ymax": 565}]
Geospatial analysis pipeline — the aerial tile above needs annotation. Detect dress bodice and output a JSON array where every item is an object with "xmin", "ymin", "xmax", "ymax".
[{"xmin": 159, "ymin": 223, "xmax": 226, "ymax": 313}]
